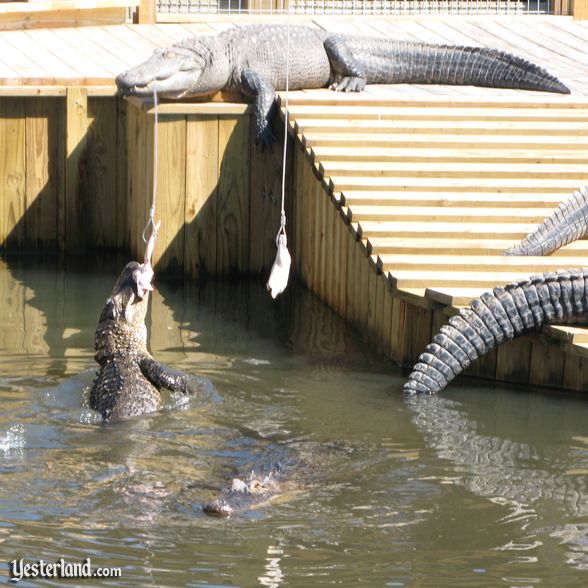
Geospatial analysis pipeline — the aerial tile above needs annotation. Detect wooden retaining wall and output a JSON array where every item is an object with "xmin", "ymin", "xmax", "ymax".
[
  {"xmin": 0, "ymin": 93, "xmax": 127, "ymax": 252},
  {"xmin": 286, "ymin": 91, "xmax": 588, "ymax": 393},
  {"xmin": 125, "ymin": 98, "xmax": 293, "ymax": 278}
]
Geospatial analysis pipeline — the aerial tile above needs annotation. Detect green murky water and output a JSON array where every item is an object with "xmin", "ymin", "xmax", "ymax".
[{"xmin": 0, "ymin": 255, "xmax": 587, "ymax": 587}]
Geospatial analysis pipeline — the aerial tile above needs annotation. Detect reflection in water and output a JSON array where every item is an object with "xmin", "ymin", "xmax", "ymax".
[
  {"xmin": 1, "ymin": 255, "xmax": 588, "ymax": 586},
  {"xmin": 407, "ymin": 394, "xmax": 588, "ymax": 571}
]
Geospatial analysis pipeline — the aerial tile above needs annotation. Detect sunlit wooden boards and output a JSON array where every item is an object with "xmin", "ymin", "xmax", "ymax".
[
  {"xmin": 125, "ymin": 99, "xmax": 292, "ymax": 277},
  {"xmin": 0, "ymin": 95, "xmax": 126, "ymax": 251},
  {"xmin": 283, "ymin": 88, "xmax": 588, "ymax": 392}
]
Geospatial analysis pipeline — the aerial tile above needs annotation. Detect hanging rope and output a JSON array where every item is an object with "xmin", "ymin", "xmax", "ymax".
[
  {"xmin": 266, "ymin": 6, "xmax": 293, "ymax": 299},
  {"xmin": 142, "ymin": 88, "xmax": 159, "ymax": 245}
]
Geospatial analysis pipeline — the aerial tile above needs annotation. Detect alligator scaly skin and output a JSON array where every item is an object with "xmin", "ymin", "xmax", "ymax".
[
  {"xmin": 89, "ymin": 261, "xmax": 194, "ymax": 420},
  {"xmin": 505, "ymin": 186, "xmax": 588, "ymax": 256},
  {"xmin": 116, "ymin": 24, "xmax": 570, "ymax": 147},
  {"xmin": 404, "ymin": 269, "xmax": 588, "ymax": 394}
]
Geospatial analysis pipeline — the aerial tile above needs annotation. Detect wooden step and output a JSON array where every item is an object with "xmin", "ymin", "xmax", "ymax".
[
  {"xmin": 312, "ymin": 146, "xmax": 588, "ymax": 164},
  {"xmin": 357, "ymin": 221, "xmax": 537, "ymax": 239},
  {"xmin": 389, "ymin": 270, "xmax": 559, "ymax": 289},
  {"xmin": 279, "ymin": 91, "xmax": 588, "ymax": 109},
  {"xmin": 287, "ymin": 105, "xmax": 588, "ymax": 122},
  {"xmin": 340, "ymin": 191, "xmax": 571, "ymax": 208},
  {"xmin": 302, "ymin": 133, "xmax": 588, "ymax": 150},
  {"xmin": 366, "ymin": 237, "xmax": 588, "ymax": 256},
  {"xmin": 380, "ymin": 254, "xmax": 588, "ymax": 273},
  {"xmin": 329, "ymin": 176, "xmax": 585, "ymax": 192},
  {"xmin": 348, "ymin": 206, "xmax": 554, "ymax": 223},
  {"xmin": 321, "ymin": 161, "xmax": 588, "ymax": 179},
  {"xmin": 295, "ymin": 118, "xmax": 588, "ymax": 135}
]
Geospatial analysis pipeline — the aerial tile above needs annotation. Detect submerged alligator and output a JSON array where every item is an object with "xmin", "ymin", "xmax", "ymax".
[
  {"xmin": 90, "ymin": 224, "xmax": 197, "ymax": 420},
  {"xmin": 115, "ymin": 24, "xmax": 569, "ymax": 148}
]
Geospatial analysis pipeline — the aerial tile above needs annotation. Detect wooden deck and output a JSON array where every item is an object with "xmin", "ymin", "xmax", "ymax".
[
  {"xmin": 2, "ymin": 15, "xmax": 588, "ymax": 389},
  {"xmin": 0, "ymin": 15, "xmax": 586, "ymax": 93}
]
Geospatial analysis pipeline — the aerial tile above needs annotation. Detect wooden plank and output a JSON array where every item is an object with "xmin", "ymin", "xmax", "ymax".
[
  {"xmin": 77, "ymin": 26, "xmax": 146, "ymax": 71},
  {"xmin": 87, "ymin": 97, "xmax": 119, "ymax": 249},
  {"xmin": 216, "ymin": 115, "xmax": 250, "ymax": 275},
  {"xmin": 65, "ymin": 86, "xmax": 88, "ymax": 251},
  {"xmin": 545, "ymin": 325, "xmax": 588, "ymax": 344},
  {"xmin": 330, "ymin": 176, "xmax": 585, "ymax": 192},
  {"xmin": 299, "ymin": 153, "xmax": 313, "ymax": 287},
  {"xmin": 1, "ymin": 30, "xmax": 81, "ymax": 83},
  {"xmin": 304, "ymin": 132, "xmax": 588, "ymax": 150},
  {"xmin": 359, "ymin": 221, "xmax": 538, "ymax": 239},
  {"xmin": 381, "ymin": 277, "xmax": 394, "ymax": 358},
  {"xmin": 496, "ymin": 336, "xmax": 533, "ymax": 385},
  {"xmin": 313, "ymin": 147, "xmax": 588, "ymax": 164},
  {"xmin": 0, "ymin": 7, "xmax": 129, "ymax": 33},
  {"xmin": 25, "ymin": 97, "xmax": 59, "ymax": 248},
  {"xmin": 401, "ymin": 302, "xmax": 433, "ymax": 366},
  {"xmin": 313, "ymin": 178, "xmax": 326, "ymax": 299},
  {"xmin": 295, "ymin": 118, "xmax": 588, "ymax": 135},
  {"xmin": 0, "ymin": 98, "xmax": 26, "ymax": 249},
  {"xmin": 379, "ymin": 254, "xmax": 588, "ymax": 273},
  {"xmin": 332, "ymin": 205, "xmax": 347, "ymax": 316},
  {"xmin": 288, "ymin": 105, "xmax": 588, "ymax": 122},
  {"xmin": 356, "ymin": 239, "xmax": 371, "ymax": 331},
  {"xmin": 154, "ymin": 114, "xmax": 186, "ymax": 273},
  {"xmin": 116, "ymin": 96, "xmax": 128, "ymax": 248},
  {"xmin": 185, "ymin": 114, "xmax": 218, "ymax": 279},
  {"xmin": 125, "ymin": 97, "xmax": 139, "ymax": 257},
  {"xmin": 388, "ymin": 270, "xmax": 574, "ymax": 290},
  {"xmin": 562, "ymin": 353, "xmax": 588, "ymax": 392},
  {"xmin": 369, "ymin": 237, "xmax": 588, "ymax": 257},
  {"xmin": 389, "ymin": 295, "xmax": 407, "ymax": 363},
  {"xmin": 463, "ymin": 347, "xmax": 498, "ymax": 383},
  {"xmin": 137, "ymin": 0, "xmax": 155, "ymax": 24},
  {"xmin": 323, "ymin": 190, "xmax": 336, "ymax": 309},
  {"xmin": 322, "ymin": 162, "xmax": 588, "ymax": 179},
  {"xmin": 351, "ymin": 207, "xmax": 562, "ymax": 224},
  {"xmin": 47, "ymin": 27, "xmax": 124, "ymax": 78},
  {"xmin": 341, "ymin": 191, "xmax": 574, "ymax": 208},
  {"xmin": 249, "ymin": 115, "xmax": 285, "ymax": 276},
  {"xmin": 343, "ymin": 223, "xmax": 357, "ymax": 327},
  {"xmin": 529, "ymin": 338, "xmax": 566, "ymax": 388}
]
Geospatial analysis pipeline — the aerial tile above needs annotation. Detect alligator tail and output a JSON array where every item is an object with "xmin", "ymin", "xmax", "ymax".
[
  {"xmin": 356, "ymin": 39, "xmax": 570, "ymax": 94},
  {"xmin": 505, "ymin": 186, "xmax": 588, "ymax": 256},
  {"xmin": 404, "ymin": 269, "xmax": 588, "ymax": 394}
]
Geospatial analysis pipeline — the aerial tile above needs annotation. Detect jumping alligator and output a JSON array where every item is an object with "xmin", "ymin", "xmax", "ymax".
[
  {"xmin": 505, "ymin": 186, "xmax": 588, "ymax": 256},
  {"xmin": 404, "ymin": 269, "xmax": 588, "ymax": 394},
  {"xmin": 115, "ymin": 24, "xmax": 569, "ymax": 148},
  {"xmin": 90, "ymin": 224, "xmax": 196, "ymax": 420}
]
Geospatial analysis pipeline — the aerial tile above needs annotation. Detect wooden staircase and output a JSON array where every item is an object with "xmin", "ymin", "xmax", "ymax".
[{"xmin": 283, "ymin": 89, "xmax": 588, "ymax": 355}]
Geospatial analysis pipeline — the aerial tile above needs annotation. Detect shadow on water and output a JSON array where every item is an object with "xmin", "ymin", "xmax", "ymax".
[{"xmin": 0, "ymin": 254, "xmax": 588, "ymax": 586}]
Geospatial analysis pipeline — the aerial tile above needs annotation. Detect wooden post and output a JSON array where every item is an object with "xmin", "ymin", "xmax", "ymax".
[
  {"xmin": 65, "ymin": 87, "xmax": 88, "ymax": 251},
  {"xmin": 572, "ymin": 0, "xmax": 588, "ymax": 18},
  {"xmin": 137, "ymin": 0, "xmax": 156, "ymax": 24}
]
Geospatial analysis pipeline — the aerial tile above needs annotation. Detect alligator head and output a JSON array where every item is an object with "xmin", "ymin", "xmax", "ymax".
[
  {"xmin": 116, "ymin": 39, "xmax": 226, "ymax": 100},
  {"xmin": 97, "ymin": 222, "xmax": 160, "ymax": 332}
]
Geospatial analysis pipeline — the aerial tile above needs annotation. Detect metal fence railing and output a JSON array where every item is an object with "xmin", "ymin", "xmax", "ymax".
[{"xmin": 156, "ymin": 0, "xmax": 565, "ymax": 16}]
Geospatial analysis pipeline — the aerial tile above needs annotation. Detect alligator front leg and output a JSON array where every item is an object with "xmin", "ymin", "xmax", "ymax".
[
  {"xmin": 239, "ymin": 69, "xmax": 277, "ymax": 150},
  {"xmin": 139, "ymin": 356, "xmax": 194, "ymax": 394},
  {"xmin": 323, "ymin": 36, "xmax": 367, "ymax": 92}
]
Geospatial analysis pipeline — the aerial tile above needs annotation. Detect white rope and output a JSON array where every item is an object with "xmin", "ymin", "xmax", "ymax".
[
  {"xmin": 142, "ymin": 89, "xmax": 159, "ymax": 244},
  {"xmin": 267, "ymin": 4, "xmax": 293, "ymax": 299},
  {"xmin": 279, "ymin": 4, "xmax": 291, "ymax": 236}
]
